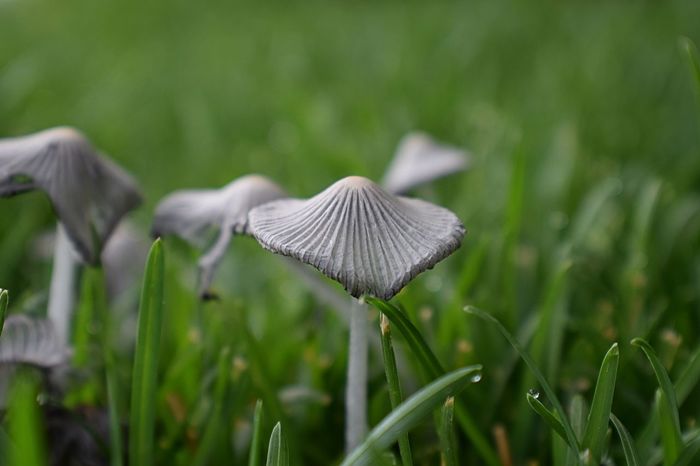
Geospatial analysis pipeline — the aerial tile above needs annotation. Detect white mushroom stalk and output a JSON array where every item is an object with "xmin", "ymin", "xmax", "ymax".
[
  {"xmin": 0, "ymin": 127, "xmax": 143, "ymax": 347},
  {"xmin": 249, "ymin": 175, "xmax": 465, "ymax": 451},
  {"xmin": 382, "ymin": 132, "xmax": 471, "ymax": 195},
  {"xmin": 152, "ymin": 174, "xmax": 287, "ymax": 299}
]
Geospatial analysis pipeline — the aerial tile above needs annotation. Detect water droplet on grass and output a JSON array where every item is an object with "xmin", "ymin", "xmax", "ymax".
[
  {"xmin": 528, "ymin": 388, "xmax": 540, "ymax": 399},
  {"xmin": 470, "ymin": 373, "xmax": 482, "ymax": 383}
]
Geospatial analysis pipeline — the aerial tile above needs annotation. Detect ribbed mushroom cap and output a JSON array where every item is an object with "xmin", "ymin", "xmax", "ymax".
[
  {"xmin": 382, "ymin": 132, "xmax": 471, "ymax": 194},
  {"xmin": 0, "ymin": 127, "xmax": 143, "ymax": 265},
  {"xmin": 152, "ymin": 174, "xmax": 287, "ymax": 297},
  {"xmin": 152, "ymin": 174, "xmax": 287, "ymax": 243},
  {"xmin": 0, "ymin": 315, "xmax": 70, "ymax": 368},
  {"xmin": 249, "ymin": 176, "xmax": 465, "ymax": 300}
]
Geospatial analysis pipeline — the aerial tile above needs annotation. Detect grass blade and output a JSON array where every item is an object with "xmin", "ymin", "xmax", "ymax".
[
  {"xmin": 631, "ymin": 338, "xmax": 683, "ymax": 465},
  {"xmin": 439, "ymin": 397, "xmax": 458, "ymax": 466},
  {"xmin": 366, "ymin": 297, "xmax": 500, "ymax": 466},
  {"xmin": 673, "ymin": 435, "xmax": 700, "ymax": 466},
  {"xmin": 249, "ymin": 400, "xmax": 265, "ymax": 466},
  {"xmin": 466, "ymin": 306, "xmax": 581, "ymax": 458},
  {"xmin": 680, "ymin": 37, "xmax": 700, "ymax": 94},
  {"xmin": 192, "ymin": 346, "xmax": 232, "ymax": 466},
  {"xmin": 8, "ymin": 373, "xmax": 47, "ymax": 466},
  {"xmin": 527, "ymin": 392, "xmax": 570, "ymax": 448},
  {"xmin": 379, "ymin": 314, "xmax": 413, "ymax": 466},
  {"xmin": 610, "ymin": 413, "xmax": 641, "ymax": 466},
  {"xmin": 266, "ymin": 422, "xmax": 289, "ymax": 466},
  {"xmin": 341, "ymin": 365, "xmax": 482, "ymax": 466},
  {"xmin": 366, "ymin": 297, "xmax": 442, "ymax": 379},
  {"xmin": 0, "ymin": 288, "xmax": 7, "ymax": 337},
  {"xmin": 129, "ymin": 239, "xmax": 165, "ymax": 466},
  {"xmin": 581, "ymin": 343, "xmax": 619, "ymax": 462}
]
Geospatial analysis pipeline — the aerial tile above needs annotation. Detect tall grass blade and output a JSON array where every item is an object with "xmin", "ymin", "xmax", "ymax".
[
  {"xmin": 466, "ymin": 306, "xmax": 581, "ymax": 458},
  {"xmin": 439, "ymin": 397, "xmax": 458, "ymax": 466},
  {"xmin": 341, "ymin": 366, "xmax": 482, "ymax": 466},
  {"xmin": 366, "ymin": 297, "xmax": 442, "ymax": 379},
  {"xmin": 366, "ymin": 297, "xmax": 499, "ymax": 466},
  {"xmin": 249, "ymin": 400, "xmax": 265, "ymax": 466},
  {"xmin": 129, "ymin": 239, "xmax": 165, "ymax": 466},
  {"xmin": 379, "ymin": 314, "xmax": 413, "ymax": 466},
  {"xmin": 0, "ymin": 288, "xmax": 7, "ymax": 337},
  {"xmin": 8, "ymin": 373, "xmax": 46, "ymax": 466},
  {"xmin": 680, "ymin": 37, "xmax": 700, "ymax": 94},
  {"xmin": 631, "ymin": 338, "xmax": 683, "ymax": 465},
  {"xmin": 581, "ymin": 343, "xmax": 619, "ymax": 462},
  {"xmin": 527, "ymin": 392, "xmax": 570, "ymax": 448},
  {"xmin": 192, "ymin": 347, "xmax": 231, "ymax": 466},
  {"xmin": 610, "ymin": 413, "xmax": 641, "ymax": 466},
  {"xmin": 266, "ymin": 422, "xmax": 289, "ymax": 466}
]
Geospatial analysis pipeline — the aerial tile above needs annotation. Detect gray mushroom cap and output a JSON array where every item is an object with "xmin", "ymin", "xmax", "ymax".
[
  {"xmin": 0, "ymin": 127, "xmax": 143, "ymax": 265},
  {"xmin": 381, "ymin": 132, "xmax": 471, "ymax": 194},
  {"xmin": 152, "ymin": 174, "xmax": 287, "ymax": 297},
  {"xmin": 0, "ymin": 314, "xmax": 71, "ymax": 368},
  {"xmin": 249, "ymin": 176, "xmax": 465, "ymax": 300}
]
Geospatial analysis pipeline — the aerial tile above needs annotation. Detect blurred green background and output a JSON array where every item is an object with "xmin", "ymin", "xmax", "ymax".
[{"xmin": 1, "ymin": 0, "xmax": 700, "ymax": 464}]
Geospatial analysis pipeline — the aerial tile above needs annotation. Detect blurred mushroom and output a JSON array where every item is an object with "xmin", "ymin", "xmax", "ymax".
[
  {"xmin": 0, "ymin": 314, "xmax": 70, "ymax": 367},
  {"xmin": 152, "ymin": 174, "xmax": 287, "ymax": 298},
  {"xmin": 381, "ymin": 132, "xmax": 471, "ymax": 195},
  {"xmin": 0, "ymin": 127, "xmax": 142, "ymax": 347},
  {"xmin": 249, "ymin": 175, "xmax": 465, "ymax": 450},
  {"xmin": 0, "ymin": 314, "xmax": 71, "ymax": 408}
]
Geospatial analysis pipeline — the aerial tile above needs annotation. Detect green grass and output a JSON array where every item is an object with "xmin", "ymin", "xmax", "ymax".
[{"xmin": 1, "ymin": 0, "xmax": 700, "ymax": 464}]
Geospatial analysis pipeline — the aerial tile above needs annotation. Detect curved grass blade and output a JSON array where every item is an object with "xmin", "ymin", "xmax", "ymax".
[
  {"xmin": 379, "ymin": 314, "xmax": 413, "ymax": 466},
  {"xmin": 637, "ymin": 341, "xmax": 700, "ymax": 457},
  {"xmin": 439, "ymin": 397, "xmax": 458, "ymax": 466},
  {"xmin": 582, "ymin": 343, "xmax": 619, "ymax": 462},
  {"xmin": 527, "ymin": 392, "xmax": 570, "ymax": 448},
  {"xmin": 466, "ymin": 306, "xmax": 581, "ymax": 457},
  {"xmin": 129, "ymin": 239, "xmax": 165, "ymax": 466},
  {"xmin": 610, "ymin": 413, "xmax": 640, "ymax": 466},
  {"xmin": 266, "ymin": 422, "xmax": 289, "ymax": 466},
  {"xmin": 631, "ymin": 338, "xmax": 683, "ymax": 465},
  {"xmin": 366, "ymin": 297, "xmax": 500, "ymax": 466},
  {"xmin": 249, "ymin": 400, "xmax": 265, "ymax": 466},
  {"xmin": 341, "ymin": 365, "xmax": 482, "ymax": 466},
  {"xmin": 0, "ymin": 289, "xmax": 8, "ymax": 337}
]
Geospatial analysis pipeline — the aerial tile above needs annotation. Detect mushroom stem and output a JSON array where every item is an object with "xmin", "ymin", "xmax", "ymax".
[
  {"xmin": 47, "ymin": 223, "xmax": 79, "ymax": 348},
  {"xmin": 345, "ymin": 297, "xmax": 369, "ymax": 452}
]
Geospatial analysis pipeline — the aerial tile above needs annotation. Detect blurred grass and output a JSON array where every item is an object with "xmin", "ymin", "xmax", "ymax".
[{"xmin": 1, "ymin": 0, "xmax": 700, "ymax": 464}]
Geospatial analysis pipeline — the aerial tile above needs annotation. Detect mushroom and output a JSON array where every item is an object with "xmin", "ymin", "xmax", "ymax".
[
  {"xmin": 249, "ymin": 175, "xmax": 465, "ymax": 450},
  {"xmin": 152, "ymin": 174, "xmax": 287, "ymax": 299},
  {"xmin": 0, "ymin": 314, "xmax": 70, "ymax": 368},
  {"xmin": 0, "ymin": 127, "xmax": 142, "ymax": 346},
  {"xmin": 0, "ymin": 314, "xmax": 71, "ymax": 409},
  {"xmin": 381, "ymin": 132, "xmax": 471, "ymax": 195}
]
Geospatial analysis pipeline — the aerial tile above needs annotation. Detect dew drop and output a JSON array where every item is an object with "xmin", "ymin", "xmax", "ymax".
[
  {"xmin": 528, "ymin": 388, "xmax": 540, "ymax": 399},
  {"xmin": 470, "ymin": 373, "xmax": 482, "ymax": 383}
]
